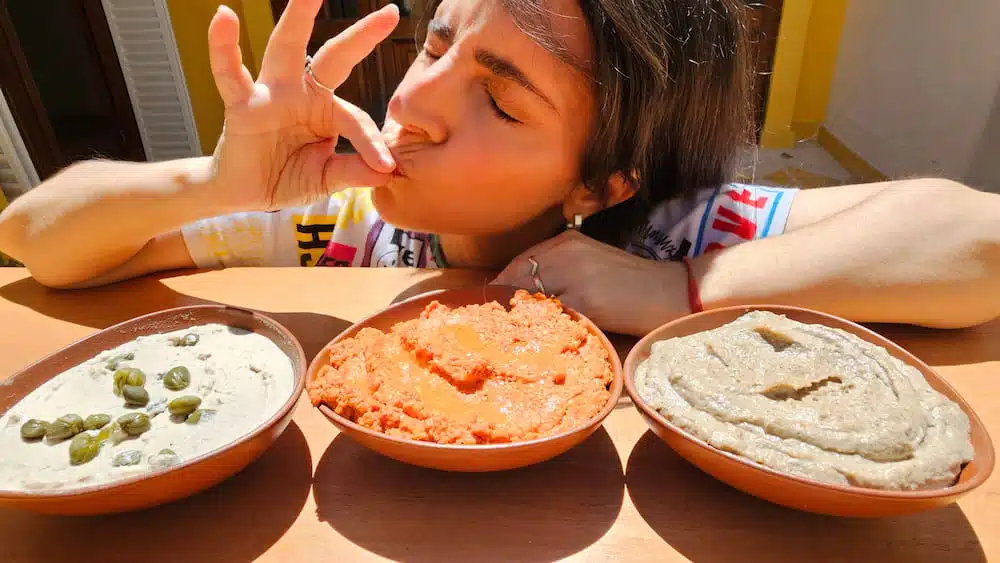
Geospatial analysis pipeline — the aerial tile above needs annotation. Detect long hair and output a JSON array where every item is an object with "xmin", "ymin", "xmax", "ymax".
[{"xmin": 418, "ymin": 0, "xmax": 753, "ymax": 246}]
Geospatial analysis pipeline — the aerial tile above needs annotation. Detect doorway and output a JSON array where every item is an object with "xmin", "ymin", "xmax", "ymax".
[{"xmin": 0, "ymin": 0, "xmax": 145, "ymax": 181}]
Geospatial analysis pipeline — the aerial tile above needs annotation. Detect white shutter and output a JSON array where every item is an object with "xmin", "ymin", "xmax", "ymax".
[
  {"xmin": 100, "ymin": 0, "xmax": 201, "ymax": 161},
  {"xmin": 0, "ymin": 88, "xmax": 38, "ymax": 198}
]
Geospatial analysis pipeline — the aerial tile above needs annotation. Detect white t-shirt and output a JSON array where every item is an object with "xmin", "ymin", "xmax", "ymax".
[{"xmin": 181, "ymin": 184, "xmax": 797, "ymax": 269}]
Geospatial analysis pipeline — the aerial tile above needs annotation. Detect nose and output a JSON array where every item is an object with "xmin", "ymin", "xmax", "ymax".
[{"xmin": 386, "ymin": 59, "xmax": 453, "ymax": 145}]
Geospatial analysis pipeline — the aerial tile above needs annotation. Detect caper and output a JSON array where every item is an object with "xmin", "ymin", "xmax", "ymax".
[
  {"xmin": 148, "ymin": 449, "xmax": 180, "ymax": 470},
  {"xmin": 69, "ymin": 433, "xmax": 100, "ymax": 465},
  {"xmin": 84, "ymin": 414, "xmax": 111, "ymax": 431},
  {"xmin": 46, "ymin": 414, "xmax": 84, "ymax": 441},
  {"xmin": 163, "ymin": 366, "xmax": 191, "ymax": 391},
  {"xmin": 167, "ymin": 396, "xmax": 201, "ymax": 417},
  {"xmin": 105, "ymin": 352, "xmax": 135, "ymax": 371},
  {"xmin": 106, "ymin": 422, "xmax": 131, "ymax": 445},
  {"xmin": 117, "ymin": 413, "xmax": 151, "ymax": 436},
  {"xmin": 113, "ymin": 367, "xmax": 145, "ymax": 397},
  {"xmin": 95, "ymin": 424, "xmax": 113, "ymax": 444},
  {"xmin": 45, "ymin": 420, "xmax": 75, "ymax": 441},
  {"xmin": 20, "ymin": 419, "xmax": 48, "ymax": 440},
  {"xmin": 62, "ymin": 414, "xmax": 84, "ymax": 434},
  {"xmin": 185, "ymin": 409, "xmax": 216, "ymax": 425},
  {"xmin": 122, "ymin": 385, "xmax": 150, "ymax": 407},
  {"xmin": 112, "ymin": 450, "xmax": 142, "ymax": 467},
  {"xmin": 169, "ymin": 333, "xmax": 199, "ymax": 347}
]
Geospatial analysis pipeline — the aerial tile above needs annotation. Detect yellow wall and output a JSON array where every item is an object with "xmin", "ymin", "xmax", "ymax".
[
  {"xmin": 169, "ymin": 1, "xmax": 841, "ymax": 152},
  {"xmin": 760, "ymin": 0, "xmax": 848, "ymax": 148},
  {"xmin": 165, "ymin": 0, "xmax": 275, "ymax": 155}
]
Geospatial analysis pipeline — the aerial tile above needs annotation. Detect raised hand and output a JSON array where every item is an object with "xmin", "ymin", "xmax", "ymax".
[{"xmin": 206, "ymin": 0, "xmax": 399, "ymax": 212}]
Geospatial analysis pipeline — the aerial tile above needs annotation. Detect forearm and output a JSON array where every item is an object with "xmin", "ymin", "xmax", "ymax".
[
  {"xmin": 693, "ymin": 180, "xmax": 1000, "ymax": 328},
  {"xmin": 0, "ymin": 157, "xmax": 225, "ymax": 287}
]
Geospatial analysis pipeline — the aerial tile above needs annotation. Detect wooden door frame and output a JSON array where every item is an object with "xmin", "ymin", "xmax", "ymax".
[
  {"xmin": 0, "ymin": 0, "xmax": 145, "ymax": 181},
  {"xmin": 81, "ymin": 0, "xmax": 145, "ymax": 162},
  {"xmin": 751, "ymin": 0, "xmax": 785, "ymax": 139},
  {"xmin": 0, "ymin": 1, "xmax": 62, "ymax": 180}
]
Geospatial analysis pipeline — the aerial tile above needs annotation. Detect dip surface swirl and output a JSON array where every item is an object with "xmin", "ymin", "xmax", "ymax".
[
  {"xmin": 634, "ymin": 311, "xmax": 974, "ymax": 490},
  {"xmin": 308, "ymin": 291, "xmax": 615, "ymax": 444}
]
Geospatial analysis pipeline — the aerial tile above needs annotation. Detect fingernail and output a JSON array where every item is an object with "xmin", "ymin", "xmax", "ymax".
[
  {"xmin": 378, "ymin": 146, "xmax": 396, "ymax": 169},
  {"xmin": 384, "ymin": 3, "xmax": 400, "ymax": 15}
]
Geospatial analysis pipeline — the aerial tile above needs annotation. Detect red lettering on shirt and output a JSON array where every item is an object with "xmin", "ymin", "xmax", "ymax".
[
  {"xmin": 725, "ymin": 188, "xmax": 769, "ymax": 209},
  {"xmin": 711, "ymin": 206, "xmax": 757, "ymax": 241}
]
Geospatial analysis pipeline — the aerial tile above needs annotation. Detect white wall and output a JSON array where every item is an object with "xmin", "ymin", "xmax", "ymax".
[{"xmin": 825, "ymin": 0, "xmax": 1000, "ymax": 191}]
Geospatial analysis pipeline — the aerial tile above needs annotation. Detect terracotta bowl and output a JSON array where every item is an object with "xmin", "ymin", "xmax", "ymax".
[
  {"xmin": 0, "ymin": 305, "xmax": 307, "ymax": 515},
  {"xmin": 624, "ymin": 305, "xmax": 995, "ymax": 518},
  {"xmin": 307, "ymin": 285, "xmax": 623, "ymax": 472}
]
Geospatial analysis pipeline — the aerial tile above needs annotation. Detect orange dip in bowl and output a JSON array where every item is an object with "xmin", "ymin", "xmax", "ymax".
[{"xmin": 307, "ymin": 290, "xmax": 615, "ymax": 444}]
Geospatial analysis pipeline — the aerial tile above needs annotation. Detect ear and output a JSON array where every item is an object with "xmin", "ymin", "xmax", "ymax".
[{"xmin": 562, "ymin": 172, "xmax": 639, "ymax": 221}]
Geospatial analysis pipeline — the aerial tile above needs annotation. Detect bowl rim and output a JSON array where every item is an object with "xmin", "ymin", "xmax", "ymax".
[
  {"xmin": 623, "ymin": 304, "xmax": 996, "ymax": 500},
  {"xmin": 309, "ymin": 285, "xmax": 624, "ymax": 451},
  {"xmin": 0, "ymin": 304, "xmax": 308, "ymax": 499}
]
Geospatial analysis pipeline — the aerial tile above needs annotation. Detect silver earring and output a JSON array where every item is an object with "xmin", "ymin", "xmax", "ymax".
[{"xmin": 566, "ymin": 214, "xmax": 583, "ymax": 231}]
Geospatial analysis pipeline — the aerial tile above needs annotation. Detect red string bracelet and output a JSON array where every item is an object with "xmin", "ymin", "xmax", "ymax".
[{"xmin": 682, "ymin": 256, "xmax": 704, "ymax": 314}]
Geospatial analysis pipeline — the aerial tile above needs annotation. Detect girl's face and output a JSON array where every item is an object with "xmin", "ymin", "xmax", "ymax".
[{"xmin": 375, "ymin": 0, "xmax": 596, "ymax": 236}]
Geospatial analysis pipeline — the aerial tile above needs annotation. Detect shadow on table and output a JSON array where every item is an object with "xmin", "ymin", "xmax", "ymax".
[
  {"xmin": 312, "ymin": 428, "xmax": 625, "ymax": 563},
  {"xmin": 0, "ymin": 274, "xmax": 353, "ymax": 363},
  {"xmin": 1, "ymin": 422, "xmax": 313, "ymax": 563},
  {"xmin": 390, "ymin": 269, "xmax": 494, "ymax": 305},
  {"xmin": 626, "ymin": 431, "xmax": 986, "ymax": 563}
]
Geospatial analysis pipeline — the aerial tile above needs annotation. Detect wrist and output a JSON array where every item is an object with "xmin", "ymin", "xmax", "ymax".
[{"xmin": 172, "ymin": 157, "xmax": 235, "ymax": 217}]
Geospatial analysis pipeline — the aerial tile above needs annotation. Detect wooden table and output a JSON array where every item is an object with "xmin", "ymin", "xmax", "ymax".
[{"xmin": 0, "ymin": 268, "xmax": 997, "ymax": 562}]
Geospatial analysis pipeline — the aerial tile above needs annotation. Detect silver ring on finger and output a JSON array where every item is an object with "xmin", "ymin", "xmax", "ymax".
[
  {"xmin": 305, "ymin": 55, "xmax": 336, "ymax": 93},
  {"xmin": 528, "ymin": 257, "xmax": 547, "ymax": 295}
]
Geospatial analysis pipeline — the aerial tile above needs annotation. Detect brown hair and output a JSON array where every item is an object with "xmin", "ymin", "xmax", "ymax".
[{"xmin": 419, "ymin": 0, "xmax": 753, "ymax": 246}]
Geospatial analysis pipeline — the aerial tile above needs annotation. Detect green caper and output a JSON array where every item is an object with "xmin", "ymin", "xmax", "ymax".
[
  {"xmin": 112, "ymin": 450, "xmax": 142, "ymax": 467},
  {"xmin": 20, "ymin": 419, "xmax": 48, "ymax": 440},
  {"xmin": 122, "ymin": 385, "xmax": 150, "ymax": 407},
  {"xmin": 169, "ymin": 333, "xmax": 200, "ymax": 347},
  {"xmin": 102, "ymin": 422, "xmax": 130, "ymax": 445},
  {"xmin": 62, "ymin": 414, "xmax": 84, "ymax": 434},
  {"xmin": 46, "ymin": 414, "xmax": 84, "ymax": 441},
  {"xmin": 117, "ymin": 413, "xmax": 151, "ymax": 436},
  {"xmin": 113, "ymin": 367, "xmax": 146, "ymax": 396},
  {"xmin": 184, "ymin": 409, "xmax": 216, "ymax": 425},
  {"xmin": 167, "ymin": 396, "xmax": 201, "ymax": 417},
  {"xmin": 69, "ymin": 433, "xmax": 100, "ymax": 465},
  {"xmin": 105, "ymin": 352, "xmax": 135, "ymax": 371},
  {"xmin": 45, "ymin": 419, "xmax": 75, "ymax": 441},
  {"xmin": 163, "ymin": 366, "xmax": 191, "ymax": 391},
  {"xmin": 84, "ymin": 414, "xmax": 111, "ymax": 431},
  {"xmin": 148, "ymin": 449, "xmax": 180, "ymax": 470}
]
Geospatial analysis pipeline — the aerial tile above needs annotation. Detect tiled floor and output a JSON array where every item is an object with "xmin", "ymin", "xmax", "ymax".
[{"xmin": 738, "ymin": 140, "xmax": 856, "ymax": 189}]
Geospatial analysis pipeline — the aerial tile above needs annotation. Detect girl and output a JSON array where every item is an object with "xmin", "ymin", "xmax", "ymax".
[{"xmin": 0, "ymin": 0, "xmax": 998, "ymax": 336}]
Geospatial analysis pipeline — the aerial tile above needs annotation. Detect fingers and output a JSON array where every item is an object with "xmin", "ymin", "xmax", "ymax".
[
  {"xmin": 331, "ymin": 98, "xmax": 396, "ymax": 172},
  {"xmin": 259, "ymin": 0, "xmax": 324, "ymax": 82},
  {"xmin": 309, "ymin": 4, "xmax": 400, "ymax": 90},
  {"xmin": 323, "ymin": 152, "xmax": 395, "ymax": 191},
  {"xmin": 492, "ymin": 231, "xmax": 591, "ymax": 289},
  {"xmin": 208, "ymin": 5, "xmax": 255, "ymax": 107}
]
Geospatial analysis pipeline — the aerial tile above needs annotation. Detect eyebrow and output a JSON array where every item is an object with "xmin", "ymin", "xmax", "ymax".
[{"xmin": 427, "ymin": 20, "xmax": 558, "ymax": 111}]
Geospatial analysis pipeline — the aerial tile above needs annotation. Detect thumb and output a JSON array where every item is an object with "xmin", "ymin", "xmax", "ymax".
[{"xmin": 324, "ymin": 152, "xmax": 395, "ymax": 191}]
